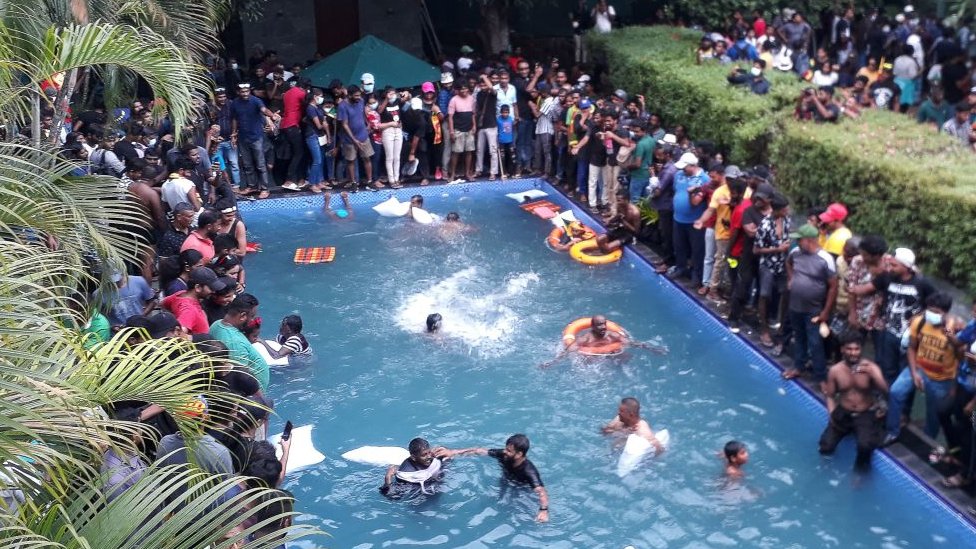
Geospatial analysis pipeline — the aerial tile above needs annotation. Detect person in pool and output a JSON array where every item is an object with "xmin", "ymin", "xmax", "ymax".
[
  {"xmin": 445, "ymin": 434, "xmax": 549, "ymax": 522},
  {"xmin": 602, "ymin": 397, "xmax": 666, "ymax": 453},
  {"xmin": 426, "ymin": 313, "xmax": 442, "ymax": 332},
  {"xmin": 324, "ymin": 191, "xmax": 354, "ymax": 220},
  {"xmin": 722, "ymin": 440, "xmax": 749, "ymax": 479},
  {"xmin": 541, "ymin": 314, "xmax": 667, "ymax": 367},
  {"xmin": 596, "ymin": 190, "xmax": 640, "ymax": 254},
  {"xmin": 380, "ymin": 437, "xmax": 454, "ymax": 498},
  {"xmin": 551, "ymin": 221, "xmax": 592, "ymax": 252}
]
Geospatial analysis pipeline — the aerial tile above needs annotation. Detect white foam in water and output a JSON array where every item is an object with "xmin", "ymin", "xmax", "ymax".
[{"xmin": 395, "ymin": 267, "xmax": 539, "ymax": 357}]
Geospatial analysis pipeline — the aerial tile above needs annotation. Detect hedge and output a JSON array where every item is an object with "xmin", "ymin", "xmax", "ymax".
[{"xmin": 591, "ymin": 26, "xmax": 976, "ymax": 294}]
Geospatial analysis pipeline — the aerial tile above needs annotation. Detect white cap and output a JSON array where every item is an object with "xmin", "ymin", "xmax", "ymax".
[
  {"xmin": 360, "ymin": 73, "xmax": 375, "ymax": 84},
  {"xmin": 658, "ymin": 133, "xmax": 677, "ymax": 145},
  {"xmin": 440, "ymin": 72, "xmax": 454, "ymax": 85},
  {"xmin": 904, "ymin": 4, "xmax": 915, "ymax": 13},
  {"xmin": 457, "ymin": 58, "xmax": 472, "ymax": 71},
  {"xmin": 893, "ymin": 247, "xmax": 916, "ymax": 271},
  {"xmin": 895, "ymin": 13, "xmax": 905, "ymax": 23},
  {"xmin": 409, "ymin": 97, "xmax": 422, "ymax": 110},
  {"xmin": 674, "ymin": 152, "xmax": 699, "ymax": 169},
  {"xmin": 578, "ymin": 74, "xmax": 591, "ymax": 83}
]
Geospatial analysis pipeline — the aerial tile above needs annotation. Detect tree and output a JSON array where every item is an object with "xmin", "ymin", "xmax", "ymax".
[{"xmin": 468, "ymin": 0, "xmax": 554, "ymax": 55}]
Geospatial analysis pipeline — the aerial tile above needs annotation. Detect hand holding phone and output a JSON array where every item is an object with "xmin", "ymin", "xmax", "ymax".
[{"xmin": 282, "ymin": 420, "xmax": 294, "ymax": 441}]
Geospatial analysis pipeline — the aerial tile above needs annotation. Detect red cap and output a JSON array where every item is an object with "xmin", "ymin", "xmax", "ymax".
[{"xmin": 819, "ymin": 202, "xmax": 848, "ymax": 224}]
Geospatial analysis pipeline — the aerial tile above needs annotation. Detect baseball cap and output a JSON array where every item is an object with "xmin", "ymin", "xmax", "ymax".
[
  {"xmin": 189, "ymin": 266, "xmax": 225, "ymax": 291},
  {"xmin": 613, "ymin": 89, "xmax": 627, "ymax": 100},
  {"xmin": 748, "ymin": 165, "xmax": 771, "ymax": 181},
  {"xmin": 579, "ymin": 98, "xmax": 592, "ymax": 109},
  {"xmin": 441, "ymin": 61, "xmax": 455, "ymax": 72},
  {"xmin": 674, "ymin": 152, "xmax": 699, "ymax": 169},
  {"xmin": 818, "ymin": 202, "xmax": 848, "ymax": 224},
  {"xmin": 214, "ymin": 275, "xmax": 238, "ymax": 295},
  {"xmin": 146, "ymin": 311, "xmax": 180, "ymax": 339},
  {"xmin": 578, "ymin": 74, "xmax": 591, "ymax": 83},
  {"xmin": 658, "ymin": 133, "xmax": 677, "ymax": 146},
  {"xmin": 460, "ymin": 45, "xmax": 474, "ymax": 54},
  {"xmin": 421, "ymin": 81, "xmax": 435, "ymax": 94},
  {"xmin": 752, "ymin": 182, "xmax": 776, "ymax": 200},
  {"xmin": 724, "ymin": 165, "xmax": 744, "ymax": 179},
  {"xmin": 440, "ymin": 72, "xmax": 454, "ymax": 85},
  {"xmin": 893, "ymin": 247, "xmax": 916, "ymax": 271},
  {"xmin": 360, "ymin": 73, "xmax": 375, "ymax": 85},
  {"xmin": 789, "ymin": 223, "xmax": 820, "ymax": 240}
]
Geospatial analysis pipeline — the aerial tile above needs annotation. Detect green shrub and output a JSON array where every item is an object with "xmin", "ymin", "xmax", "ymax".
[{"xmin": 595, "ymin": 26, "xmax": 976, "ymax": 293}]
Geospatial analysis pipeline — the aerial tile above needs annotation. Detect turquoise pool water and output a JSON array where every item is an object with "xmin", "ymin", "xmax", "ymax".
[{"xmin": 242, "ymin": 181, "xmax": 974, "ymax": 548}]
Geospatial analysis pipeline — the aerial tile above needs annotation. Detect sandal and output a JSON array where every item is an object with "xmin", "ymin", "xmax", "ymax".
[
  {"xmin": 759, "ymin": 333, "xmax": 775, "ymax": 348},
  {"xmin": 781, "ymin": 368, "xmax": 802, "ymax": 380},
  {"xmin": 257, "ymin": 191, "xmax": 270, "ymax": 199},
  {"xmin": 697, "ymin": 286, "xmax": 709, "ymax": 296}
]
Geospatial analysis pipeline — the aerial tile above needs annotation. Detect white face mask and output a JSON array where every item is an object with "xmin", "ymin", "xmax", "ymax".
[
  {"xmin": 315, "ymin": 96, "xmax": 324, "ymax": 105},
  {"xmin": 368, "ymin": 102, "xmax": 378, "ymax": 110},
  {"xmin": 148, "ymin": 138, "xmax": 157, "ymax": 148},
  {"xmin": 230, "ymin": 63, "xmax": 238, "ymax": 70},
  {"xmin": 925, "ymin": 310, "xmax": 944, "ymax": 326},
  {"xmin": 882, "ymin": 25, "xmax": 891, "ymax": 33},
  {"xmin": 750, "ymin": 67, "xmax": 762, "ymax": 76}
]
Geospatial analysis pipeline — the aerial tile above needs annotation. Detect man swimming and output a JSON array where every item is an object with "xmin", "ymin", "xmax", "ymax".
[
  {"xmin": 596, "ymin": 191, "xmax": 641, "ymax": 254},
  {"xmin": 426, "ymin": 313, "xmax": 442, "ymax": 332},
  {"xmin": 445, "ymin": 434, "xmax": 549, "ymax": 522},
  {"xmin": 602, "ymin": 397, "xmax": 665, "ymax": 453},
  {"xmin": 380, "ymin": 437, "xmax": 453, "ymax": 497},
  {"xmin": 550, "ymin": 222, "xmax": 592, "ymax": 252},
  {"xmin": 541, "ymin": 314, "xmax": 667, "ymax": 367},
  {"xmin": 324, "ymin": 191, "xmax": 354, "ymax": 220}
]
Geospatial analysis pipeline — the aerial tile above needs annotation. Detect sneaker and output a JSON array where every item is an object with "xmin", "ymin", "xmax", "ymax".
[
  {"xmin": 769, "ymin": 322, "xmax": 782, "ymax": 331},
  {"xmin": 281, "ymin": 182, "xmax": 301, "ymax": 191},
  {"xmin": 881, "ymin": 434, "xmax": 899, "ymax": 447},
  {"xmin": 665, "ymin": 266, "xmax": 683, "ymax": 278}
]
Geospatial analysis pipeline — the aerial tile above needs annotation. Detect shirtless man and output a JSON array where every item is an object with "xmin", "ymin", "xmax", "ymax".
[
  {"xmin": 818, "ymin": 330, "xmax": 889, "ymax": 469},
  {"xmin": 602, "ymin": 397, "xmax": 665, "ymax": 453},
  {"xmin": 596, "ymin": 191, "xmax": 641, "ymax": 254},
  {"xmin": 324, "ymin": 191, "xmax": 354, "ymax": 220},
  {"xmin": 541, "ymin": 314, "xmax": 667, "ymax": 367}
]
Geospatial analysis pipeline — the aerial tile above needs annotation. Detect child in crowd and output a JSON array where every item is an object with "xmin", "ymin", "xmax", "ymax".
[
  {"xmin": 276, "ymin": 315, "xmax": 312, "ymax": 358},
  {"xmin": 723, "ymin": 440, "xmax": 749, "ymax": 478},
  {"xmin": 496, "ymin": 104, "xmax": 515, "ymax": 178}
]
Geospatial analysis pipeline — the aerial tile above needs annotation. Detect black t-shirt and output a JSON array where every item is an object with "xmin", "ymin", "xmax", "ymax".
[
  {"xmin": 872, "ymin": 272, "xmax": 936, "ymax": 336},
  {"xmin": 512, "ymin": 76, "xmax": 533, "ymax": 120},
  {"xmin": 941, "ymin": 62, "xmax": 969, "ymax": 104},
  {"xmin": 475, "ymin": 91, "xmax": 498, "ymax": 129},
  {"xmin": 380, "ymin": 101, "xmax": 402, "ymax": 124},
  {"xmin": 202, "ymin": 298, "xmax": 228, "ymax": 325},
  {"xmin": 157, "ymin": 225, "xmax": 189, "ymax": 259},
  {"xmin": 113, "ymin": 139, "xmax": 141, "ymax": 169},
  {"xmin": 869, "ymin": 80, "xmax": 899, "ymax": 110},
  {"xmin": 739, "ymin": 205, "xmax": 767, "ymax": 262},
  {"xmin": 75, "ymin": 110, "xmax": 107, "ymax": 133},
  {"xmin": 487, "ymin": 449, "xmax": 544, "ymax": 488},
  {"xmin": 586, "ymin": 126, "xmax": 628, "ymax": 167},
  {"xmin": 402, "ymin": 108, "xmax": 427, "ymax": 140}
]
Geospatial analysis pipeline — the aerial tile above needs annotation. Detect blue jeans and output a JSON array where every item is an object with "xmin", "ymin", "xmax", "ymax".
[
  {"xmin": 875, "ymin": 330, "xmax": 907, "ymax": 384},
  {"xmin": 629, "ymin": 176, "xmax": 647, "ymax": 203},
  {"xmin": 887, "ymin": 368, "xmax": 955, "ymax": 438},
  {"xmin": 322, "ymin": 142, "xmax": 335, "ymax": 181},
  {"xmin": 790, "ymin": 310, "xmax": 827, "ymax": 381},
  {"xmin": 516, "ymin": 119, "xmax": 535, "ymax": 169},
  {"xmin": 672, "ymin": 221, "xmax": 705, "ymax": 284},
  {"xmin": 217, "ymin": 141, "xmax": 240, "ymax": 186},
  {"xmin": 575, "ymin": 154, "xmax": 588, "ymax": 196},
  {"xmin": 305, "ymin": 134, "xmax": 323, "ymax": 185}
]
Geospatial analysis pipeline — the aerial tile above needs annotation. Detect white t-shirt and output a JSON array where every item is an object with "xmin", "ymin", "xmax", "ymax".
[
  {"xmin": 593, "ymin": 6, "xmax": 615, "ymax": 34},
  {"xmin": 160, "ymin": 176, "xmax": 196, "ymax": 210}
]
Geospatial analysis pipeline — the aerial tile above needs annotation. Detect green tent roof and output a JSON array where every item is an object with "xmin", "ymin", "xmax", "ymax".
[{"xmin": 303, "ymin": 35, "xmax": 440, "ymax": 90}]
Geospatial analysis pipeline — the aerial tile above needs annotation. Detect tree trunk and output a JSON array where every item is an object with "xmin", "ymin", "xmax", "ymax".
[
  {"xmin": 479, "ymin": 0, "xmax": 512, "ymax": 55},
  {"xmin": 50, "ymin": 68, "xmax": 78, "ymax": 146}
]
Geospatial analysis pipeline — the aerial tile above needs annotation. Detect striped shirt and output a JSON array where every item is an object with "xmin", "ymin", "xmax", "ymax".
[
  {"xmin": 277, "ymin": 334, "xmax": 312, "ymax": 356},
  {"xmin": 535, "ymin": 97, "xmax": 557, "ymax": 135}
]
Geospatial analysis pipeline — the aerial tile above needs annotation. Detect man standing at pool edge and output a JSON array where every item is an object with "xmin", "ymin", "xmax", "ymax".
[{"xmin": 448, "ymin": 434, "xmax": 549, "ymax": 522}]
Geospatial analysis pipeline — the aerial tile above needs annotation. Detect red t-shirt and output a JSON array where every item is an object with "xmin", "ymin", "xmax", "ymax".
[
  {"xmin": 280, "ymin": 86, "xmax": 306, "ymax": 129},
  {"xmin": 180, "ymin": 232, "xmax": 214, "ymax": 264},
  {"xmin": 161, "ymin": 291, "xmax": 210, "ymax": 334},
  {"xmin": 729, "ymin": 198, "xmax": 752, "ymax": 258}
]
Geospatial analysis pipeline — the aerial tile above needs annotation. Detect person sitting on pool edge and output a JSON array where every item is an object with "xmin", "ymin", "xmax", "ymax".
[
  {"xmin": 596, "ymin": 190, "xmax": 641, "ymax": 254},
  {"xmin": 324, "ymin": 191, "xmax": 354, "ymax": 220},
  {"xmin": 541, "ymin": 314, "xmax": 667, "ymax": 367},
  {"xmin": 426, "ymin": 313, "xmax": 442, "ymax": 333},
  {"xmin": 602, "ymin": 397, "xmax": 665, "ymax": 453},
  {"xmin": 380, "ymin": 437, "xmax": 453, "ymax": 498},
  {"xmin": 444, "ymin": 434, "xmax": 549, "ymax": 522}
]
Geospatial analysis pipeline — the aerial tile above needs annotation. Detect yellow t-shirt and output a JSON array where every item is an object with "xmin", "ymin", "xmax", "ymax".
[
  {"xmin": 709, "ymin": 185, "xmax": 751, "ymax": 241},
  {"xmin": 909, "ymin": 316, "xmax": 960, "ymax": 381},
  {"xmin": 821, "ymin": 226, "xmax": 852, "ymax": 257}
]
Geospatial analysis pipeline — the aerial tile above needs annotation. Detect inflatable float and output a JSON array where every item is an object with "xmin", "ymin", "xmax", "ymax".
[
  {"xmin": 268, "ymin": 424, "xmax": 325, "ymax": 472},
  {"xmin": 547, "ymin": 222, "xmax": 596, "ymax": 250},
  {"xmin": 372, "ymin": 197, "xmax": 436, "ymax": 224},
  {"xmin": 563, "ymin": 317, "xmax": 627, "ymax": 356},
  {"xmin": 252, "ymin": 340, "xmax": 289, "ymax": 367},
  {"xmin": 570, "ymin": 239, "xmax": 622, "ymax": 265},
  {"xmin": 341, "ymin": 446, "xmax": 411, "ymax": 467},
  {"xmin": 616, "ymin": 430, "xmax": 670, "ymax": 477}
]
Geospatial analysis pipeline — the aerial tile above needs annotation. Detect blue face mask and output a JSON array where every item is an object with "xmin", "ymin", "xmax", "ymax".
[{"xmin": 925, "ymin": 310, "xmax": 944, "ymax": 326}]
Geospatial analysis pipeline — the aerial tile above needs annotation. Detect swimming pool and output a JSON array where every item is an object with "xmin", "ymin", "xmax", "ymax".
[{"xmin": 242, "ymin": 181, "xmax": 975, "ymax": 548}]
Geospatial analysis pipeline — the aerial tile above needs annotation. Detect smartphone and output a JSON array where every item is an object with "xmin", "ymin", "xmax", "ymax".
[{"xmin": 282, "ymin": 420, "xmax": 294, "ymax": 441}]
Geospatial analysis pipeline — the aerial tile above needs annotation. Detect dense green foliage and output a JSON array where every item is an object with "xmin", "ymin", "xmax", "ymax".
[{"xmin": 592, "ymin": 26, "xmax": 976, "ymax": 293}]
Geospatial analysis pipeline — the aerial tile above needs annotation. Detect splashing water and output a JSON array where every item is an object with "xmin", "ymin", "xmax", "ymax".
[{"xmin": 395, "ymin": 267, "xmax": 540, "ymax": 357}]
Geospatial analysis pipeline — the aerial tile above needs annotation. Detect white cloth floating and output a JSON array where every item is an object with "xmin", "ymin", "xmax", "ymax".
[
  {"xmin": 252, "ymin": 340, "xmax": 289, "ymax": 367},
  {"xmin": 395, "ymin": 458, "xmax": 442, "ymax": 494},
  {"xmin": 550, "ymin": 209, "xmax": 580, "ymax": 228},
  {"xmin": 373, "ymin": 197, "xmax": 411, "ymax": 217},
  {"xmin": 269, "ymin": 425, "xmax": 325, "ymax": 473},
  {"xmin": 341, "ymin": 446, "xmax": 410, "ymax": 467},
  {"xmin": 505, "ymin": 189, "xmax": 548, "ymax": 201},
  {"xmin": 411, "ymin": 207, "xmax": 435, "ymax": 224},
  {"xmin": 616, "ymin": 430, "xmax": 669, "ymax": 477}
]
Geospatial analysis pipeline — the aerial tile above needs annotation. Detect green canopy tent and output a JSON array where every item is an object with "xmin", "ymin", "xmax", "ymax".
[{"xmin": 303, "ymin": 35, "xmax": 440, "ymax": 90}]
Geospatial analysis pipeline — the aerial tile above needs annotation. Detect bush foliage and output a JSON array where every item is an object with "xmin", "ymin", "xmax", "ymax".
[{"xmin": 592, "ymin": 26, "xmax": 976, "ymax": 293}]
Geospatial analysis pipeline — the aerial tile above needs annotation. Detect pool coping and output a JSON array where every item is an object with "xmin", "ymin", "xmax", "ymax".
[{"xmin": 240, "ymin": 178, "xmax": 976, "ymax": 535}]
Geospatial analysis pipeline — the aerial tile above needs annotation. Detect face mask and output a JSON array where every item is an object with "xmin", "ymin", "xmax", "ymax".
[
  {"xmin": 925, "ymin": 310, "xmax": 944, "ymax": 326},
  {"xmin": 147, "ymin": 138, "xmax": 157, "ymax": 148},
  {"xmin": 230, "ymin": 63, "xmax": 238, "ymax": 70},
  {"xmin": 315, "ymin": 96, "xmax": 324, "ymax": 105},
  {"xmin": 750, "ymin": 67, "xmax": 762, "ymax": 77},
  {"xmin": 368, "ymin": 102, "xmax": 378, "ymax": 110},
  {"xmin": 882, "ymin": 25, "xmax": 890, "ymax": 33}
]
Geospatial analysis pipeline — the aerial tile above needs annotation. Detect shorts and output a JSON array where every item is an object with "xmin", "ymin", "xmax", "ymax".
[
  {"xmin": 451, "ymin": 130, "xmax": 475, "ymax": 153},
  {"xmin": 341, "ymin": 140, "xmax": 374, "ymax": 161},
  {"xmin": 758, "ymin": 265, "xmax": 786, "ymax": 298},
  {"xmin": 606, "ymin": 227, "xmax": 635, "ymax": 246}
]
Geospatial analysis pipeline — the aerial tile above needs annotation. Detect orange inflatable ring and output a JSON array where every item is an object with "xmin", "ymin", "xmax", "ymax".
[
  {"xmin": 570, "ymin": 239, "xmax": 622, "ymax": 265},
  {"xmin": 562, "ymin": 317, "xmax": 627, "ymax": 355},
  {"xmin": 546, "ymin": 223, "xmax": 596, "ymax": 250}
]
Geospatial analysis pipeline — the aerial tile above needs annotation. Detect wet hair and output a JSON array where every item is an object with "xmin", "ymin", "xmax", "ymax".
[
  {"xmin": 410, "ymin": 194, "xmax": 423, "ymax": 205},
  {"xmin": 212, "ymin": 234, "xmax": 238, "ymax": 255},
  {"xmin": 426, "ymin": 313, "xmax": 442, "ymax": 332},
  {"xmin": 506, "ymin": 433, "xmax": 530, "ymax": 455},
  {"xmin": 244, "ymin": 443, "xmax": 283, "ymax": 488},
  {"xmin": 926, "ymin": 292, "xmax": 953, "ymax": 312},
  {"xmin": 723, "ymin": 440, "xmax": 746, "ymax": 463},
  {"xmin": 838, "ymin": 330, "xmax": 864, "ymax": 347},
  {"xmin": 620, "ymin": 397, "xmax": 640, "ymax": 415},
  {"xmin": 446, "ymin": 212, "xmax": 460, "ymax": 222},
  {"xmin": 408, "ymin": 437, "xmax": 430, "ymax": 455},
  {"xmin": 227, "ymin": 293, "xmax": 259, "ymax": 315},
  {"xmin": 858, "ymin": 234, "xmax": 888, "ymax": 256},
  {"xmin": 282, "ymin": 314, "xmax": 303, "ymax": 333}
]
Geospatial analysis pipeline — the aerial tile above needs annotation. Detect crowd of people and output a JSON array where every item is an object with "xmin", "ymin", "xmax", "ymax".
[{"xmin": 26, "ymin": 0, "xmax": 976, "ymax": 531}]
